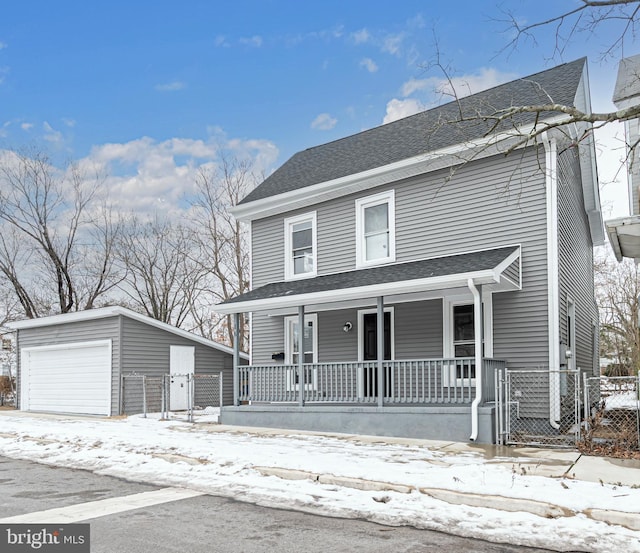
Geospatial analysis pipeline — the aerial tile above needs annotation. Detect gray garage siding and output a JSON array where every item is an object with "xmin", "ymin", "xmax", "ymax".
[
  {"xmin": 15, "ymin": 317, "xmax": 122, "ymax": 415},
  {"xmin": 120, "ymin": 317, "xmax": 234, "ymax": 408}
]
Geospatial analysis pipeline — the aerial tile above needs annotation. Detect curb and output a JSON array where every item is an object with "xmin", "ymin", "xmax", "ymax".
[{"xmin": 254, "ymin": 465, "xmax": 640, "ymax": 531}]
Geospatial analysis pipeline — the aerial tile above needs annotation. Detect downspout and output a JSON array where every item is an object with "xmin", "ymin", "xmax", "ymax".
[
  {"xmin": 233, "ymin": 312, "xmax": 240, "ymax": 406},
  {"xmin": 542, "ymin": 132, "xmax": 561, "ymax": 430},
  {"xmin": 468, "ymin": 278, "xmax": 483, "ymax": 441}
]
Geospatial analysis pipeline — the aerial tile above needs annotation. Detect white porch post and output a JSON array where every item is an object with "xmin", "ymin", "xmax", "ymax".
[
  {"xmin": 377, "ymin": 296, "xmax": 384, "ymax": 408},
  {"xmin": 298, "ymin": 305, "xmax": 305, "ymax": 407},
  {"xmin": 233, "ymin": 312, "xmax": 240, "ymax": 407}
]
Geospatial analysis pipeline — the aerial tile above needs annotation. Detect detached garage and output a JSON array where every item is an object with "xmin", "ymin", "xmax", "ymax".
[{"xmin": 8, "ymin": 307, "xmax": 247, "ymax": 416}]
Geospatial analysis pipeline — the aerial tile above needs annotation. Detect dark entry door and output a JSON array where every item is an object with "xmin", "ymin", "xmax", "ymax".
[{"xmin": 362, "ymin": 312, "xmax": 391, "ymax": 397}]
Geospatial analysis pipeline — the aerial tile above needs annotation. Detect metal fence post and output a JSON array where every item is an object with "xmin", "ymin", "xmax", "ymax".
[
  {"xmin": 219, "ymin": 371, "xmax": 223, "ymax": 408},
  {"xmin": 188, "ymin": 374, "xmax": 194, "ymax": 423},
  {"xmin": 142, "ymin": 375, "xmax": 147, "ymax": 418},
  {"xmin": 160, "ymin": 374, "xmax": 165, "ymax": 419}
]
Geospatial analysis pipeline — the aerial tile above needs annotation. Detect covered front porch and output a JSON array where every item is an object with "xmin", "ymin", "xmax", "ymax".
[{"xmin": 217, "ymin": 246, "xmax": 521, "ymax": 443}]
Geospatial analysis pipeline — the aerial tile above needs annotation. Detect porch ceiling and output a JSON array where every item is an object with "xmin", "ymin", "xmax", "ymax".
[
  {"xmin": 216, "ymin": 246, "xmax": 520, "ymax": 315},
  {"xmin": 606, "ymin": 215, "xmax": 640, "ymax": 262}
]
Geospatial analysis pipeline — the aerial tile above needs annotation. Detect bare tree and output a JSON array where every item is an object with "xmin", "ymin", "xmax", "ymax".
[
  {"xmin": 0, "ymin": 149, "xmax": 122, "ymax": 317},
  {"xmin": 187, "ymin": 155, "xmax": 255, "ymax": 349},
  {"xmin": 499, "ymin": 0, "xmax": 640, "ymax": 62},
  {"xmin": 595, "ymin": 252, "xmax": 640, "ymax": 375},
  {"xmin": 115, "ymin": 215, "xmax": 203, "ymax": 327}
]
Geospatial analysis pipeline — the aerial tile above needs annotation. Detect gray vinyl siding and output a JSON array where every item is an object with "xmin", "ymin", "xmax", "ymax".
[
  {"xmin": 253, "ymin": 300, "xmax": 443, "ymax": 365},
  {"xmin": 15, "ymin": 317, "xmax": 122, "ymax": 415},
  {"xmin": 120, "ymin": 317, "xmax": 234, "ymax": 408},
  {"xmin": 557, "ymin": 146, "xmax": 598, "ymax": 376},
  {"xmin": 252, "ymin": 146, "xmax": 550, "ymax": 369}
]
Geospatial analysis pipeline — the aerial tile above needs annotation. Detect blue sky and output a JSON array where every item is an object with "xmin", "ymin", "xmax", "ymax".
[{"xmin": 0, "ymin": 1, "xmax": 634, "ymax": 216}]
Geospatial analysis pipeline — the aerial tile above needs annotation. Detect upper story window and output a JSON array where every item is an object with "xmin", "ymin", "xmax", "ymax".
[
  {"xmin": 284, "ymin": 212, "xmax": 317, "ymax": 280},
  {"xmin": 356, "ymin": 190, "xmax": 395, "ymax": 268}
]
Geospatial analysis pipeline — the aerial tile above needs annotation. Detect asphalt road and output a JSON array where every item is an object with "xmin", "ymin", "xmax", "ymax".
[{"xmin": 0, "ymin": 456, "xmax": 552, "ymax": 553}]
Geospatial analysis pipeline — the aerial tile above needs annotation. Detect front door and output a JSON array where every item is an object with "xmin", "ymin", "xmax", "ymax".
[
  {"xmin": 170, "ymin": 346, "xmax": 195, "ymax": 411},
  {"xmin": 362, "ymin": 312, "xmax": 391, "ymax": 397}
]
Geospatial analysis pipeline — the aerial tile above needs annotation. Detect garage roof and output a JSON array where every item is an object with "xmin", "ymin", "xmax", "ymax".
[{"xmin": 7, "ymin": 306, "xmax": 248, "ymax": 359}]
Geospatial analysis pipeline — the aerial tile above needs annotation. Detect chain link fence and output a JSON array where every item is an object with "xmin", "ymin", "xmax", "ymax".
[
  {"xmin": 496, "ymin": 369, "xmax": 640, "ymax": 454},
  {"xmin": 121, "ymin": 374, "xmax": 166, "ymax": 416},
  {"xmin": 582, "ymin": 375, "xmax": 640, "ymax": 454},
  {"xmin": 121, "ymin": 372, "xmax": 223, "ymax": 423},
  {"xmin": 495, "ymin": 369, "xmax": 582, "ymax": 448}
]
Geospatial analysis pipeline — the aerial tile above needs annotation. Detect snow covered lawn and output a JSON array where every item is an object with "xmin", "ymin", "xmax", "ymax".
[{"xmin": 0, "ymin": 412, "xmax": 638, "ymax": 552}]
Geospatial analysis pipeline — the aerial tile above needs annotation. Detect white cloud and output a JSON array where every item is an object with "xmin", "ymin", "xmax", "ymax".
[
  {"xmin": 155, "ymin": 81, "xmax": 187, "ymax": 92},
  {"xmin": 239, "ymin": 35, "xmax": 263, "ymax": 47},
  {"xmin": 382, "ymin": 33, "xmax": 404, "ymax": 56},
  {"xmin": 20, "ymin": 122, "xmax": 33, "ymax": 131},
  {"xmin": 360, "ymin": 58, "xmax": 378, "ymax": 73},
  {"xmin": 214, "ymin": 35, "xmax": 230, "ymax": 48},
  {"xmin": 432, "ymin": 67, "xmax": 518, "ymax": 99},
  {"xmin": 401, "ymin": 78, "xmax": 430, "ymax": 97},
  {"xmin": 351, "ymin": 29, "xmax": 370, "ymax": 44},
  {"xmin": 62, "ymin": 118, "xmax": 76, "ymax": 128},
  {"xmin": 382, "ymin": 98, "xmax": 426, "ymax": 124},
  {"xmin": 43, "ymin": 121, "xmax": 64, "ymax": 146},
  {"xmin": 311, "ymin": 113, "xmax": 338, "ymax": 131},
  {"xmin": 0, "ymin": 66, "xmax": 9, "ymax": 85},
  {"xmin": 0, "ymin": 42, "xmax": 6, "ymax": 50},
  {"xmin": 83, "ymin": 135, "xmax": 278, "ymax": 217}
]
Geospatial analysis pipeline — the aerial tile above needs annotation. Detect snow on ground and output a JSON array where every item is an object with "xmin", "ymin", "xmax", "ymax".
[{"xmin": 0, "ymin": 412, "xmax": 638, "ymax": 552}]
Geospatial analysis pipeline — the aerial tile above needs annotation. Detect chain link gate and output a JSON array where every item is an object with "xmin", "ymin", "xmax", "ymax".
[
  {"xmin": 495, "ymin": 368, "xmax": 582, "ymax": 447},
  {"xmin": 161, "ymin": 372, "xmax": 224, "ymax": 422},
  {"xmin": 122, "ymin": 372, "xmax": 223, "ymax": 422}
]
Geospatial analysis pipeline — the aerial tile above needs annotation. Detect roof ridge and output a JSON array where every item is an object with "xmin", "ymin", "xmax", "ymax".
[{"xmin": 297, "ymin": 58, "xmax": 587, "ymax": 155}]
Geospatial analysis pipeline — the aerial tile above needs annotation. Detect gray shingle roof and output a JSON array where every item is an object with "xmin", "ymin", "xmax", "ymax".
[
  {"xmin": 221, "ymin": 246, "xmax": 518, "ymax": 307},
  {"xmin": 240, "ymin": 58, "xmax": 586, "ymax": 205}
]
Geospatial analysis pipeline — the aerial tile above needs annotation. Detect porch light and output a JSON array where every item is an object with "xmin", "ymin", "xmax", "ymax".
[{"xmin": 343, "ymin": 322, "xmax": 352, "ymax": 333}]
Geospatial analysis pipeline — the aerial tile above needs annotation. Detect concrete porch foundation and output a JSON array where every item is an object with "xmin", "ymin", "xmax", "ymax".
[{"xmin": 220, "ymin": 404, "xmax": 495, "ymax": 444}]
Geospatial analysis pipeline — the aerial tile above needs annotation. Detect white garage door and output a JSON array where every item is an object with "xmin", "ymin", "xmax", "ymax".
[{"xmin": 21, "ymin": 340, "xmax": 112, "ymax": 416}]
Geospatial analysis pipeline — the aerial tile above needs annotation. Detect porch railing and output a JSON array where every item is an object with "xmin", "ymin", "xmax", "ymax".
[{"xmin": 238, "ymin": 358, "xmax": 505, "ymax": 405}]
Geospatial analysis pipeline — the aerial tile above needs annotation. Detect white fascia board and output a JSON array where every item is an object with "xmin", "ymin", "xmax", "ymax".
[
  {"xmin": 8, "ymin": 306, "xmax": 248, "ymax": 359},
  {"xmin": 231, "ymin": 118, "xmax": 569, "ymax": 223},
  {"xmin": 213, "ymin": 269, "xmax": 498, "ymax": 315}
]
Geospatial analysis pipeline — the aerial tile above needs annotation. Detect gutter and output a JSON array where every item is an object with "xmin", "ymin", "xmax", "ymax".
[{"xmin": 468, "ymin": 278, "xmax": 483, "ymax": 441}]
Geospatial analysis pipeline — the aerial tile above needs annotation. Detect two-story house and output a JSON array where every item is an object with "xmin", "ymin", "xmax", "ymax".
[{"xmin": 215, "ymin": 58, "xmax": 604, "ymax": 444}]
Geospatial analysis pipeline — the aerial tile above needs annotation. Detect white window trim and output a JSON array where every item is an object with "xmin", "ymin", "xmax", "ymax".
[
  {"xmin": 357, "ymin": 307, "xmax": 395, "ymax": 361},
  {"xmin": 284, "ymin": 212, "xmax": 317, "ymax": 281},
  {"xmin": 443, "ymin": 297, "xmax": 478, "ymax": 386},
  {"xmin": 355, "ymin": 190, "xmax": 396, "ymax": 268},
  {"xmin": 284, "ymin": 313, "xmax": 318, "ymax": 391}
]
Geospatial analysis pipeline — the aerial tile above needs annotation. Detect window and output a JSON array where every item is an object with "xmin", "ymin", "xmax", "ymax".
[
  {"xmin": 284, "ymin": 212, "xmax": 317, "ymax": 280},
  {"xmin": 284, "ymin": 314, "xmax": 318, "ymax": 390},
  {"xmin": 443, "ymin": 301, "xmax": 480, "ymax": 385},
  {"xmin": 453, "ymin": 304, "xmax": 475, "ymax": 357},
  {"xmin": 284, "ymin": 314, "xmax": 317, "ymax": 365},
  {"xmin": 356, "ymin": 191, "xmax": 395, "ymax": 267}
]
